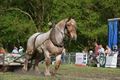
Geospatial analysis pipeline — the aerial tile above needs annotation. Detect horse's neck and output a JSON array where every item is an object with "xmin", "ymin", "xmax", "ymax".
[
  {"xmin": 50, "ymin": 24, "xmax": 65, "ymax": 47},
  {"xmin": 55, "ymin": 26, "xmax": 65, "ymax": 43}
]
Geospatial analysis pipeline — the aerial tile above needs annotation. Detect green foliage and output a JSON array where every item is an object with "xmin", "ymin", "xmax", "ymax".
[
  {"xmin": 0, "ymin": 0, "xmax": 120, "ymax": 52},
  {"xmin": 50, "ymin": 0, "xmax": 109, "ymax": 51},
  {"xmin": 0, "ymin": 10, "xmax": 36, "ymax": 50}
]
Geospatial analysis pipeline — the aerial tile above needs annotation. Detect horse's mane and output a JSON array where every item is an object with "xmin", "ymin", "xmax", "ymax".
[
  {"xmin": 49, "ymin": 18, "xmax": 76, "ymax": 47},
  {"xmin": 55, "ymin": 19, "xmax": 67, "ymax": 28},
  {"xmin": 49, "ymin": 19, "xmax": 68, "ymax": 47}
]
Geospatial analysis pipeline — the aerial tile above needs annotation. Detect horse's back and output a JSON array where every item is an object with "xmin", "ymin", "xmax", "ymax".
[
  {"xmin": 26, "ymin": 30, "xmax": 51, "ymax": 50},
  {"xmin": 35, "ymin": 30, "xmax": 51, "ymax": 47},
  {"xmin": 27, "ymin": 32, "xmax": 42, "ymax": 50}
]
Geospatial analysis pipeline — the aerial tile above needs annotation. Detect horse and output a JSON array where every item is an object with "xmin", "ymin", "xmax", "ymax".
[{"xmin": 23, "ymin": 17, "xmax": 77, "ymax": 76}]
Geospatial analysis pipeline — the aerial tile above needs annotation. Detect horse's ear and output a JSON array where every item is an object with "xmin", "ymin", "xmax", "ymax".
[
  {"xmin": 48, "ymin": 21, "xmax": 56, "ymax": 28},
  {"xmin": 67, "ymin": 17, "xmax": 72, "ymax": 22}
]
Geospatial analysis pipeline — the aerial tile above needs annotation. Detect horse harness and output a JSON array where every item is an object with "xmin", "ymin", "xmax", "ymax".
[
  {"xmin": 33, "ymin": 19, "xmax": 69, "ymax": 51},
  {"xmin": 49, "ymin": 20, "xmax": 69, "ymax": 47}
]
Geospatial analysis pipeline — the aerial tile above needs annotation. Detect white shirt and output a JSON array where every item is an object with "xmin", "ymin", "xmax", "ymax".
[
  {"xmin": 98, "ymin": 48, "xmax": 105, "ymax": 54},
  {"xmin": 12, "ymin": 49, "xmax": 19, "ymax": 54}
]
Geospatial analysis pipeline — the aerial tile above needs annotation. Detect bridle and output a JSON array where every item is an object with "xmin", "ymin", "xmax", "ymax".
[
  {"xmin": 55, "ymin": 19, "xmax": 70, "ymax": 37},
  {"xmin": 50, "ymin": 19, "xmax": 70, "ymax": 47}
]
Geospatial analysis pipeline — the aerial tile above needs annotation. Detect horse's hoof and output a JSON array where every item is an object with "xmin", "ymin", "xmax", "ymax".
[
  {"xmin": 44, "ymin": 72, "xmax": 51, "ymax": 76},
  {"xmin": 51, "ymin": 71, "xmax": 56, "ymax": 76},
  {"xmin": 22, "ymin": 67, "xmax": 27, "ymax": 72},
  {"xmin": 34, "ymin": 70, "xmax": 41, "ymax": 74},
  {"xmin": 34, "ymin": 68, "xmax": 40, "ymax": 74}
]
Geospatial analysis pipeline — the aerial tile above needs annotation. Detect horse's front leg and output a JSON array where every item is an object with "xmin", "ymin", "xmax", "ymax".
[
  {"xmin": 44, "ymin": 51, "xmax": 51, "ymax": 76},
  {"xmin": 53, "ymin": 54, "xmax": 62, "ymax": 75}
]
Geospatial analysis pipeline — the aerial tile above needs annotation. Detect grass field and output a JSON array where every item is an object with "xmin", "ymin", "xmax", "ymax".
[{"xmin": 0, "ymin": 64, "xmax": 120, "ymax": 80}]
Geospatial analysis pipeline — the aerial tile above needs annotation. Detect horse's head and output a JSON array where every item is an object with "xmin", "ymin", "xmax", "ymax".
[{"xmin": 65, "ymin": 18, "xmax": 77, "ymax": 40}]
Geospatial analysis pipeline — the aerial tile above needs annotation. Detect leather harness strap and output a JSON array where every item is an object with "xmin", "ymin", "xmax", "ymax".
[
  {"xmin": 33, "ymin": 33, "xmax": 42, "ymax": 51},
  {"xmin": 49, "ymin": 20, "xmax": 68, "ymax": 48}
]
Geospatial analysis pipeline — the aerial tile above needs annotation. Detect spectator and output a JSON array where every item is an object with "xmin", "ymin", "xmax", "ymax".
[
  {"xmin": 0, "ymin": 47, "xmax": 6, "ymax": 54},
  {"xmin": 82, "ymin": 47, "xmax": 88, "ymax": 54},
  {"xmin": 61, "ymin": 48, "xmax": 66, "ymax": 63},
  {"xmin": 105, "ymin": 45, "xmax": 111, "ymax": 56},
  {"xmin": 94, "ymin": 42, "xmax": 100, "ymax": 57},
  {"xmin": 111, "ymin": 45, "xmax": 118, "ymax": 56},
  {"xmin": 89, "ymin": 50, "xmax": 93, "ymax": 56},
  {"xmin": 98, "ymin": 44, "xmax": 105, "ymax": 54},
  {"xmin": 112, "ymin": 45, "xmax": 118, "ymax": 52},
  {"xmin": 94, "ymin": 42, "xmax": 100, "ymax": 67},
  {"xmin": 12, "ymin": 46, "xmax": 18, "ymax": 54},
  {"xmin": 18, "ymin": 46, "xmax": 24, "ymax": 55}
]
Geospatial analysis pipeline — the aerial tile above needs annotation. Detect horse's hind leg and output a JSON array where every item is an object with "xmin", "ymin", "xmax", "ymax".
[
  {"xmin": 33, "ymin": 53, "xmax": 40, "ymax": 73},
  {"xmin": 23, "ymin": 50, "xmax": 33, "ymax": 71},
  {"xmin": 53, "ymin": 54, "xmax": 62, "ymax": 76}
]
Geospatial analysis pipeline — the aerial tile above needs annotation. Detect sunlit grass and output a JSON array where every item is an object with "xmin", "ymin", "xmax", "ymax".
[{"xmin": 0, "ymin": 64, "xmax": 120, "ymax": 80}]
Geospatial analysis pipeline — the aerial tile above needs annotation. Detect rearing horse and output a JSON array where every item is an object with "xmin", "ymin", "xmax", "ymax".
[{"xmin": 23, "ymin": 18, "xmax": 77, "ymax": 76}]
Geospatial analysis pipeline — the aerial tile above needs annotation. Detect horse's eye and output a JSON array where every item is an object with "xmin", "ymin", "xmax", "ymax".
[{"xmin": 67, "ymin": 24, "xmax": 71, "ymax": 27}]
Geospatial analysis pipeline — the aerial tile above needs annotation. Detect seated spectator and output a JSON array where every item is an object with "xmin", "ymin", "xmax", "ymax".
[
  {"xmin": 98, "ymin": 44, "xmax": 105, "ymax": 54},
  {"xmin": 94, "ymin": 42, "xmax": 100, "ymax": 57},
  {"xmin": 0, "ymin": 47, "xmax": 6, "ymax": 54},
  {"xmin": 112, "ymin": 45, "xmax": 118, "ymax": 52},
  {"xmin": 12, "ymin": 46, "xmax": 18, "ymax": 54},
  {"xmin": 82, "ymin": 47, "xmax": 88, "ymax": 54},
  {"xmin": 110, "ymin": 45, "xmax": 118, "ymax": 56},
  {"xmin": 105, "ymin": 45, "xmax": 111, "ymax": 56},
  {"xmin": 18, "ymin": 46, "xmax": 24, "ymax": 55}
]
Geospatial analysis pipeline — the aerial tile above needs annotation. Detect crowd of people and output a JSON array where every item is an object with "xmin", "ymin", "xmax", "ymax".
[
  {"xmin": 12, "ymin": 46, "xmax": 24, "ymax": 54},
  {"xmin": 94, "ymin": 42, "xmax": 119, "ymax": 57},
  {"xmin": 0, "ymin": 46, "xmax": 24, "ymax": 55},
  {"xmin": 87, "ymin": 42, "xmax": 119, "ymax": 67}
]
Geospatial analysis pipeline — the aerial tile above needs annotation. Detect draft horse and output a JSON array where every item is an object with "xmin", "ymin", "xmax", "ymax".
[{"xmin": 23, "ymin": 18, "xmax": 77, "ymax": 76}]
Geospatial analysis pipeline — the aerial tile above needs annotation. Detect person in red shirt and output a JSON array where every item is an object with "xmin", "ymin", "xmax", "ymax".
[
  {"xmin": 0, "ymin": 47, "xmax": 6, "ymax": 54},
  {"xmin": 94, "ymin": 42, "xmax": 100, "ymax": 67},
  {"xmin": 94, "ymin": 42, "xmax": 100, "ymax": 57}
]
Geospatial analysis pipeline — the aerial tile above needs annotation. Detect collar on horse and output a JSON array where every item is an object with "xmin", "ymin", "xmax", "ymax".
[
  {"xmin": 50, "ymin": 27, "xmax": 64, "ymax": 47},
  {"xmin": 50, "ymin": 20, "xmax": 69, "ymax": 48}
]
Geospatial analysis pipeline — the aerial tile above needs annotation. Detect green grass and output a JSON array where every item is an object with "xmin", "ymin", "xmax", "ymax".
[{"xmin": 0, "ymin": 64, "xmax": 120, "ymax": 80}]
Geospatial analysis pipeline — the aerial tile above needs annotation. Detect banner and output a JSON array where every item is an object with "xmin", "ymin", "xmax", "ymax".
[
  {"xmin": 75, "ymin": 53, "xmax": 87, "ymax": 65},
  {"xmin": 105, "ymin": 53, "xmax": 118, "ymax": 68},
  {"xmin": 108, "ymin": 20, "xmax": 118, "ymax": 48}
]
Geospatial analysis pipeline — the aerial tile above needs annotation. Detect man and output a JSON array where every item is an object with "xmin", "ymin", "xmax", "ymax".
[
  {"xmin": 94, "ymin": 42, "xmax": 100, "ymax": 67},
  {"xmin": 94, "ymin": 42, "xmax": 100, "ymax": 57},
  {"xmin": 98, "ymin": 45, "xmax": 105, "ymax": 54},
  {"xmin": 0, "ymin": 47, "xmax": 6, "ymax": 54},
  {"xmin": 12, "ymin": 46, "xmax": 18, "ymax": 54},
  {"xmin": 18, "ymin": 46, "xmax": 24, "ymax": 55}
]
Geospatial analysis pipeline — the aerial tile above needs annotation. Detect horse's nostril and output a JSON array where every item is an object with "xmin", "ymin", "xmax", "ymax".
[
  {"xmin": 74, "ymin": 35, "xmax": 77, "ymax": 40},
  {"xmin": 71, "ymin": 34, "xmax": 77, "ymax": 40},
  {"xmin": 73, "ymin": 35, "xmax": 77, "ymax": 40}
]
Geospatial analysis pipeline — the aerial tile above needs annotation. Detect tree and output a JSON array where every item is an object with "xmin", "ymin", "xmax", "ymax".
[
  {"xmin": 1, "ymin": 0, "xmax": 120, "ymax": 52},
  {"xmin": 0, "ymin": 10, "xmax": 36, "ymax": 51},
  {"xmin": 23, "ymin": 0, "xmax": 53, "ymax": 31}
]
